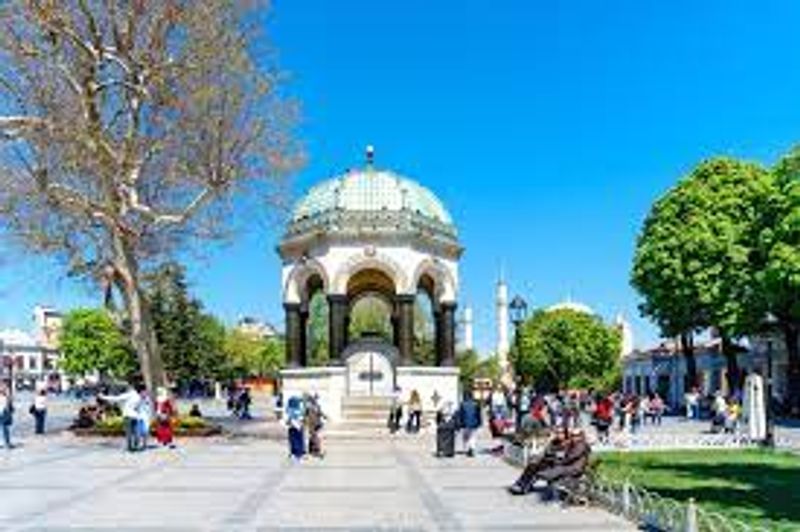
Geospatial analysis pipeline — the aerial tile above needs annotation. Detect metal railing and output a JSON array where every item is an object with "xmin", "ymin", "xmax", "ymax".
[
  {"xmin": 502, "ymin": 440, "xmax": 774, "ymax": 532},
  {"xmin": 588, "ymin": 476, "xmax": 770, "ymax": 532}
]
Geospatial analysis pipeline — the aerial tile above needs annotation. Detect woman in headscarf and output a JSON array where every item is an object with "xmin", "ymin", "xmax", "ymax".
[
  {"xmin": 286, "ymin": 396, "xmax": 305, "ymax": 461},
  {"xmin": 155, "ymin": 387, "xmax": 177, "ymax": 449}
]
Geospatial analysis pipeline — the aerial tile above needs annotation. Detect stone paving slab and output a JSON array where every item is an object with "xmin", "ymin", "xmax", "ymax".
[{"xmin": 0, "ymin": 432, "xmax": 635, "ymax": 532}]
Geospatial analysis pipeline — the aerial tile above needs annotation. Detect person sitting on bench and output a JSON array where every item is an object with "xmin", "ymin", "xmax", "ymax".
[
  {"xmin": 508, "ymin": 429, "xmax": 591, "ymax": 496},
  {"xmin": 508, "ymin": 428, "xmax": 568, "ymax": 495}
]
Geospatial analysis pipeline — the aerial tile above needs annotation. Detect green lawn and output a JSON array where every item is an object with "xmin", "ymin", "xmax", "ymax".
[{"xmin": 595, "ymin": 449, "xmax": 800, "ymax": 531}]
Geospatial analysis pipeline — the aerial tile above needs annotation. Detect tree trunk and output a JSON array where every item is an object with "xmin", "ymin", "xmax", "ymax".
[
  {"xmin": 785, "ymin": 324, "xmax": 800, "ymax": 416},
  {"xmin": 112, "ymin": 231, "xmax": 166, "ymax": 394},
  {"xmin": 721, "ymin": 336, "xmax": 740, "ymax": 396},
  {"xmin": 681, "ymin": 332, "xmax": 698, "ymax": 390}
]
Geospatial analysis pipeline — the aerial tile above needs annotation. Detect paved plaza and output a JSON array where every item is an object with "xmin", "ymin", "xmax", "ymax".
[{"xmin": 0, "ymin": 429, "xmax": 634, "ymax": 531}]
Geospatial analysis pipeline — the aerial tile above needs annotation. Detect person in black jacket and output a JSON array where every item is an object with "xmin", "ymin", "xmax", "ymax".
[
  {"xmin": 508, "ymin": 429, "xmax": 567, "ymax": 495},
  {"xmin": 508, "ymin": 429, "xmax": 591, "ymax": 495}
]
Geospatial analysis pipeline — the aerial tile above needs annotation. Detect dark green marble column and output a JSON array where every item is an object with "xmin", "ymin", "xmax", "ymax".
[
  {"xmin": 396, "ymin": 294, "xmax": 415, "ymax": 366},
  {"xmin": 284, "ymin": 303, "xmax": 304, "ymax": 368},
  {"xmin": 437, "ymin": 302, "xmax": 458, "ymax": 367},
  {"xmin": 328, "ymin": 294, "xmax": 349, "ymax": 365}
]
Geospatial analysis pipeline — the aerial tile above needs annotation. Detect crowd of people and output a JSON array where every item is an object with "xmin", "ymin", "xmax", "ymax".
[
  {"xmin": 484, "ymin": 385, "xmax": 671, "ymax": 443},
  {"xmin": 99, "ymin": 384, "xmax": 179, "ymax": 451}
]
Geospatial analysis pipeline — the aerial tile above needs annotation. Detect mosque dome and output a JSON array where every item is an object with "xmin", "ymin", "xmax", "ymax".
[
  {"xmin": 546, "ymin": 300, "xmax": 595, "ymax": 315},
  {"xmin": 284, "ymin": 148, "xmax": 458, "ymax": 245}
]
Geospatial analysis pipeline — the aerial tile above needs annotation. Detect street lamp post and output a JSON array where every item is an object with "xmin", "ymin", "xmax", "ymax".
[
  {"xmin": 763, "ymin": 312, "xmax": 779, "ymax": 448},
  {"xmin": 509, "ymin": 295, "xmax": 529, "ymax": 377},
  {"xmin": 765, "ymin": 339, "xmax": 775, "ymax": 448},
  {"xmin": 509, "ymin": 295, "xmax": 529, "ymax": 430}
]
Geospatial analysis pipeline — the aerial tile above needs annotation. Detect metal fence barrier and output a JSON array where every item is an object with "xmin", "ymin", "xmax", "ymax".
[
  {"xmin": 502, "ymin": 440, "xmax": 773, "ymax": 532},
  {"xmin": 588, "ymin": 476, "xmax": 771, "ymax": 532}
]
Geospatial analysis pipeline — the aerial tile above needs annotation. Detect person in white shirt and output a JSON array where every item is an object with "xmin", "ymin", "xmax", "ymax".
[
  {"xmin": 100, "ymin": 384, "xmax": 145, "ymax": 452},
  {"xmin": 31, "ymin": 390, "xmax": 47, "ymax": 435}
]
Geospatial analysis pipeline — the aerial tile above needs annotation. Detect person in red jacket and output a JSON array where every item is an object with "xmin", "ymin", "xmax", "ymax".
[
  {"xmin": 593, "ymin": 395, "xmax": 614, "ymax": 444},
  {"xmin": 155, "ymin": 388, "xmax": 177, "ymax": 449}
]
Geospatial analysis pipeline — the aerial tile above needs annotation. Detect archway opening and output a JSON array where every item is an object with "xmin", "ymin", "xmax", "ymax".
[
  {"xmin": 304, "ymin": 274, "xmax": 329, "ymax": 366},
  {"xmin": 348, "ymin": 294, "xmax": 394, "ymax": 343},
  {"xmin": 414, "ymin": 274, "xmax": 437, "ymax": 366}
]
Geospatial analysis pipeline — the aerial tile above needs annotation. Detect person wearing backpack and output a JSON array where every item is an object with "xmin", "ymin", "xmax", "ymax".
[{"xmin": 1, "ymin": 385, "xmax": 14, "ymax": 449}]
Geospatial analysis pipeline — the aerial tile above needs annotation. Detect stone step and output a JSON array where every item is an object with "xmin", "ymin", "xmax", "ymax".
[
  {"xmin": 341, "ymin": 410, "xmax": 391, "ymax": 421},
  {"xmin": 341, "ymin": 396, "xmax": 394, "ymax": 407}
]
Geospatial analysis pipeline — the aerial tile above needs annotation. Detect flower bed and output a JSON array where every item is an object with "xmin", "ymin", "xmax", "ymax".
[{"xmin": 72, "ymin": 415, "xmax": 223, "ymax": 438}]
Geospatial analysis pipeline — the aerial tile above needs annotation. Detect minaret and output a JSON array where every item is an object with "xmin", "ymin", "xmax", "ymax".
[
  {"xmin": 496, "ymin": 274, "xmax": 510, "ymax": 373},
  {"xmin": 462, "ymin": 306, "xmax": 474, "ymax": 351},
  {"xmin": 615, "ymin": 313, "xmax": 634, "ymax": 358}
]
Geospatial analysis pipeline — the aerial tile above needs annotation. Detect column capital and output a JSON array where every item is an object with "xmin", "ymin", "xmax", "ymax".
[
  {"xmin": 327, "ymin": 294, "xmax": 349, "ymax": 305},
  {"xmin": 440, "ymin": 301, "xmax": 458, "ymax": 311},
  {"xmin": 283, "ymin": 302, "xmax": 302, "ymax": 312},
  {"xmin": 395, "ymin": 294, "xmax": 417, "ymax": 305}
]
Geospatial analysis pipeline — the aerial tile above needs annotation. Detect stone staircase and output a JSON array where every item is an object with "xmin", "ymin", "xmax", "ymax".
[{"xmin": 329, "ymin": 395, "xmax": 394, "ymax": 438}]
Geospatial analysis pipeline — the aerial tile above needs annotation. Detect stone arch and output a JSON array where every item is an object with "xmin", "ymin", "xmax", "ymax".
[
  {"xmin": 410, "ymin": 257, "xmax": 457, "ymax": 304},
  {"xmin": 283, "ymin": 257, "xmax": 330, "ymax": 305},
  {"xmin": 333, "ymin": 252, "xmax": 409, "ymax": 296}
]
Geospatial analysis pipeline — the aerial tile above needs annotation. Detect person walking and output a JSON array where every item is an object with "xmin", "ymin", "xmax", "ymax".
[
  {"xmin": 100, "ymin": 384, "xmax": 145, "ymax": 452},
  {"xmin": 388, "ymin": 386, "xmax": 403, "ymax": 434},
  {"xmin": 593, "ymin": 395, "xmax": 614, "ymax": 444},
  {"xmin": 458, "ymin": 391, "xmax": 482, "ymax": 457},
  {"xmin": 31, "ymin": 389, "xmax": 47, "ymax": 435},
  {"xmin": 286, "ymin": 396, "xmax": 305, "ymax": 462},
  {"xmin": 305, "ymin": 394, "xmax": 326, "ymax": 458},
  {"xmin": 0, "ymin": 385, "xmax": 14, "ymax": 450},
  {"xmin": 407, "ymin": 390, "xmax": 423, "ymax": 433},
  {"xmin": 650, "ymin": 393, "xmax": 665, "ymax": 426},
  {"xmin": 137, "ymin": 388, "xmax": 153, "ymax": 450}
]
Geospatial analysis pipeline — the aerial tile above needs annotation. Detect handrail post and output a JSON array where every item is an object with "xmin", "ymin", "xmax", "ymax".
[
  {"xmin": 685, "ymin": 498, "xmax": 698, "ymax": 532},
  {"xmin": 622, "ymin": 480, "xmax": 632, "ymax": 517}
]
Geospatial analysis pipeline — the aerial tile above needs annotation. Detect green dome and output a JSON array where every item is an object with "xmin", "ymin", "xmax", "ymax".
[{"xmin": 292, "ymin": 169, "xmax": 454, "ymax": 227}]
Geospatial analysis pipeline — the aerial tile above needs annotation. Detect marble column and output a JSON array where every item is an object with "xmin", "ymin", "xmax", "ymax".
[
  {"xmin": 396, "ymin": 294, "xmax": 415, "ymax": 366},
  {"xmin": 328, "ymin": 295, "xmax": 349, "ymax": 365},
  {"xmin": 437, "ymin": 302, "xmax": 457, "ymax": 367},
  {"xmin": 284, "ymin": 303, "xmax": 305, "ymax": 368}
]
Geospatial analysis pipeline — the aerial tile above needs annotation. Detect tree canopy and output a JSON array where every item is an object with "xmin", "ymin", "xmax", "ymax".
[
  {"xmin": 0, "ymin": 1, "xmax": 300, "ymax": 392},
  {"xmin": 147, "ymin": 262, "xmax": 226, "ymax": 387},
  {"xmin": 632, "ymin": 158, "xmax": 774, "ymax": 390},
  {"xmin": 223, "ymin": 329, "xmax": 285, "ymax": 378},
  {"xmin": 60, "ymin": 308, "xmax": 136, "ymax": 380},
  {"xmin": 457, "ymin": 350, "xmax": 501, "ymax": 388},
  {"xmin": 512, "ymin": 308, "xmax": 621, "ymax": 392},
  {"xmin": 632, "ymin": 154, "xmax": 799, "ymax": 406}
]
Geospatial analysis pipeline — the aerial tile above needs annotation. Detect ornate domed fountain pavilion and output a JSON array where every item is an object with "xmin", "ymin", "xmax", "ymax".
[{"xmin": 278, "ymin": 147, "xmax": 463, "ymax": 423}]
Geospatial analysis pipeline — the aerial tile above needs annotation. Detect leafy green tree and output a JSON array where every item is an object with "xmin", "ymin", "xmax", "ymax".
[
  {"xmin": 760, "ymin": 151, "xmax": 800, "ymax": 411},
  {"xmin": 223, "ymin": 329, "xmax": 284, "ymax": 377},
  {"xmin": 60, "ymin": 308, "xmax": 137, "ymax": 381},
  {"xmin": 147, "ymin": 263, "xmax": 226, "ymax": 387},
  {"xmin": 512, "ymin": 308, "xmax": 621, "ymax": 392},
  {"xmin": 457, "ymin": 350, "xmax": 501, "ymax": 387},
  {"xmin": 632, "ymin": 158, "xmax": 771, "ymax": 389}
]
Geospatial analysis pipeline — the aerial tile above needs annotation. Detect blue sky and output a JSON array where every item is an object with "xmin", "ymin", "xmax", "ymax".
[{"xmin": 3, "ymin": 1, "xmax": 800, "ymax": 353}]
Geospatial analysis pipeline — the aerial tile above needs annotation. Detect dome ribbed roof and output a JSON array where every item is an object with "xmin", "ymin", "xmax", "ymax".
[{"xmin": 291, "ymin": 169, "xmax": 454, "ymax": 227}]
